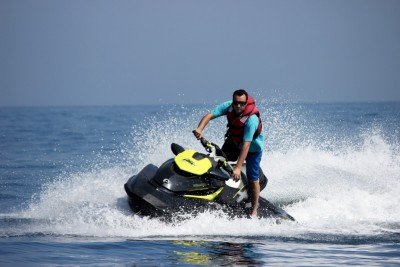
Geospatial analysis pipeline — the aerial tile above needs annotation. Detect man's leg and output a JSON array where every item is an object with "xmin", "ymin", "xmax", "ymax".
[
  {"xmin": 249, "ymin": 180, "xmax": 260, "ymax": 217},
  {"xmin": 246, "ymin": 151, "xmax": 262, "ymax": 217}
]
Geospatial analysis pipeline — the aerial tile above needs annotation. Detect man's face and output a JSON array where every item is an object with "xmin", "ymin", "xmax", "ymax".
[{"xmin": 232, "ymin": 94, "xmax": 247, "ymax": 114}]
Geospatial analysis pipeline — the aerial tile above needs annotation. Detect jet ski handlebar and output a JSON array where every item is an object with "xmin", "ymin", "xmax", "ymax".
[
  {"xmin": 199, "ymin": 137, "xmax": 212, "ymax": 152},
  {"xmin": 198, "ymin": 136, "xmax": 221, "ymax": 155},
  {"xmin": 195, "ymin": 134, "xmax": 234, "ymax": 175}
]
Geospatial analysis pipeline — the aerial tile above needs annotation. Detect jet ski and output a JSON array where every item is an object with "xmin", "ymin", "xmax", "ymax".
[{"xmin": 124, "ymin": 137, "xmax": 295, "ymax": 222}]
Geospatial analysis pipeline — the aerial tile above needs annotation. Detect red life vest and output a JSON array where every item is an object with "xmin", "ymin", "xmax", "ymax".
[{"xmin": 226, "ymin": 95, "xmax": 263, "ymax": 144}]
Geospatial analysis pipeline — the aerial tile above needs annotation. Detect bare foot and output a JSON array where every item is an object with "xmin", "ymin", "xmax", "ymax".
[{"xmin": 249, "ymin": 209, "xmax": 258, "ymax": 218}]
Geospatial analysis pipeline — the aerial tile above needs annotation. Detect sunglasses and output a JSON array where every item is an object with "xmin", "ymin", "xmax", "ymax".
[{"xmin": 233, "ymin": 100, "xmax": 247, "ymax": 107}]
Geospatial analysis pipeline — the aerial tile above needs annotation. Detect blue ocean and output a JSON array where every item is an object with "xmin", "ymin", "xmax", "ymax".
[{"xmin": 1, "ymin": 102, "xmax": 399, "ymax": 266}]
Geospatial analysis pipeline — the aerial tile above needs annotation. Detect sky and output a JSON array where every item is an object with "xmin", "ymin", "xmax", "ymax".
[{"xmin": 1, "ymin": 0, "xmax": 399, "ymax": 106}]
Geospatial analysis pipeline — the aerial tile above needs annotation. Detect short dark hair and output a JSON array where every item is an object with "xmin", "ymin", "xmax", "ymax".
[{"xmin": 233, "ymin": 89, "xmax": 248, "ymax": 100}]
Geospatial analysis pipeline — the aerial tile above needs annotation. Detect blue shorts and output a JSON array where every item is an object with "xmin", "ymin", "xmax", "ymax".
[{"xmin": 246, "ymin": 151, "xmax": 262, "ymax": 181}]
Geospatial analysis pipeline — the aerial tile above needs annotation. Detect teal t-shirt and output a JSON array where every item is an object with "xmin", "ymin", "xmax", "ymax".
[{"xmin": 211, "ymin": 100, "xmax": 265, "ymax": 152}]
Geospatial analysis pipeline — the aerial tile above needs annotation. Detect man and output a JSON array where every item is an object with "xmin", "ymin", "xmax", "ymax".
[{"xmin": 193, "ymin": 89, "xmax": 264, "ymax": 217}]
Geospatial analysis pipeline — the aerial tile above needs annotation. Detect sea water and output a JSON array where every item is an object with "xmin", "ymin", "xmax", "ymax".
[{"xmin": 1, "ymin": 102, "xmax": 399, "ymax": 266}]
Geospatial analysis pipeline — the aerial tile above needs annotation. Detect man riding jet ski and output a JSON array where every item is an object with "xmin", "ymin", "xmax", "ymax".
[{"xmin": 124, "ymin": 137, "xmax": 295, "ymax": 222}]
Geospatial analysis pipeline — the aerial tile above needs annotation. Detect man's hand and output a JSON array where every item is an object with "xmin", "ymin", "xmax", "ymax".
[
  {"xmin": 193, "ymin": 129, "xmax": 203, "ymax": 140},
  {"xmin": 232, "ymin": 166, "xmax": 241, "ymax": 181}
]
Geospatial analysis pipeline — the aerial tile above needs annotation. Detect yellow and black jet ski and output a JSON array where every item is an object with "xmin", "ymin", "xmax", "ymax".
[{"xmin": 124, "ymin": 137, "xmax": 295, "ymax": 221}]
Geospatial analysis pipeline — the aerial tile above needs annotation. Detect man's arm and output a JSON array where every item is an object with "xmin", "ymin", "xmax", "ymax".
[
  {"xmin": 193, "ymin": 112, "xmax": 213, "ymax": 139},
  {"xmin": 232, "ymin": 141, "xmax": 251, "ymax": 181},
  {"xmin": 193, "ymin": 101, "xmax": 232, "ymax": 139}
]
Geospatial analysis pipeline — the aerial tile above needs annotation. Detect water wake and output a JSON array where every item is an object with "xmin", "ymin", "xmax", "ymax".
[{"xmin": 4, "ymin": 104, "xmax": 399, "ymax": 241}]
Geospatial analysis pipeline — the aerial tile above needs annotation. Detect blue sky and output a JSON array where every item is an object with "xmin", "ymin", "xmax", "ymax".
[{"xmin": 1, "ymin": 0, "xmax": 399, "ymax": 106}]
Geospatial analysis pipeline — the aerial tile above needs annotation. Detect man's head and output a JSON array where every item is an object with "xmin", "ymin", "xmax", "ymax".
[{"xmin": 232, "ymin": 89, "xmax": 248, "ymax": 114}]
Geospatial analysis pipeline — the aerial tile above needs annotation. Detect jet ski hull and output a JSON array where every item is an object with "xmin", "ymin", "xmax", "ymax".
[{"xmin": 124, "ymin": 164, "xmax": 295, "ymax": 221}]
